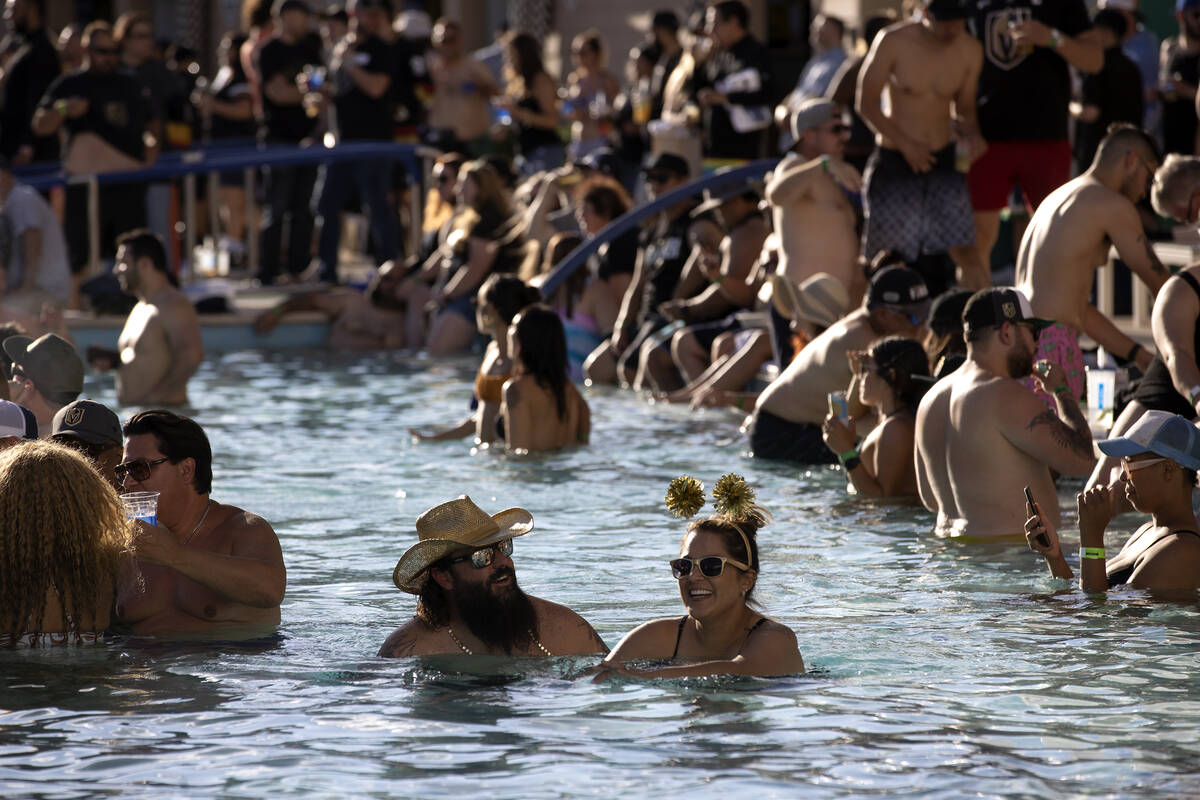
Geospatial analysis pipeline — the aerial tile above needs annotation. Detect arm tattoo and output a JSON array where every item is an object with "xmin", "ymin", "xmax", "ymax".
[
  {"xmin": 1027, "ymin": 407, "xmax": 1093, "ymax": 460},
  {"xmin": 1141, "ymin": 235, "xmax": 1169, "ymax": 278}
]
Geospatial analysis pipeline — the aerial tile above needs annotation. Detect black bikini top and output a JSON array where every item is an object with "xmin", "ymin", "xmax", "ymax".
[
  {"xmin": 1107, "ymin": 528, "xmax": 1200, "ymax": 588},
  {"xmin": 671, "ymin": 615, "xmax": 766, "ymax": 659}
]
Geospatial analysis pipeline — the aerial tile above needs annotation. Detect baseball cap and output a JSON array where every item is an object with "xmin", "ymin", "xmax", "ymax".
[
  {"xmin": 691, "ymin": 170, "xmax": 762, "ymax": 217},
  {"xmin": 51, "ymin": 399, "xmax": 123, "ymax": 448},
  {"xmin": 642, "ymin": 152, "xmax": 690, "ymax": 179},
  {"xmin": 576, "ymin": 147, "xmax": 622, "ymax": 179},
  {"xmin": 1098, "ymin": 410, "xmax": 1200, "ymax": 471},
  {"xmin": 925, "ymin": 0, "xmax": 968, "ymax": 20},
  {"xmin": 3, "ymin": 333, "xmax": 84, "ymax": 400},
  {"xmin": 273, "ymin": 0, "xmax": 312, "ymax": 14},
  {"xmin": 652, "ymin": 10, "xmax": 680, "ymax": 31},
  {"xmin": 1179, "ymin": 0, "xmax": 1200, "ymax": 12},
  {"xmin": 867, "ymin": 265, "xmax": 930, "ymax": 309},
  {"xmin": 961, "ymin": 287, "xmax": 1052, "ymax": 335},
  {"xmin": 790, "ymin": 98, "xmax": 837, "ymax": 143},
  {"xmin": 0, "ymin": 400, "xmax": 37, "ymax": 440}
]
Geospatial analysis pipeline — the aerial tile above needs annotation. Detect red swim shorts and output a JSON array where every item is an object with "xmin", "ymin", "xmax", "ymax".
[{"xmin": 966, "ymin": 139, "xmax": 1071, "ymax": 213}]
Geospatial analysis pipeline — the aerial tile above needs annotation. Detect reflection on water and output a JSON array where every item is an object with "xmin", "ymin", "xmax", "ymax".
[{"xmin": 1, "ymin": 350, "xmax": 1198, "ymax": 797}]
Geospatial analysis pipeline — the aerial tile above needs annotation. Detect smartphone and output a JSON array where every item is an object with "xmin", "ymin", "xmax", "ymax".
[{"xmin": 1024, "ymin": 485, "xmax": 1050, "ymax": 548}]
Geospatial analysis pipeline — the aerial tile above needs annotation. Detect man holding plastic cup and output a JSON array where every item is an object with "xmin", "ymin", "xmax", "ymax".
[{"xmin": 114, "ymin": 410, "xmax": 286, "ymax": 636}]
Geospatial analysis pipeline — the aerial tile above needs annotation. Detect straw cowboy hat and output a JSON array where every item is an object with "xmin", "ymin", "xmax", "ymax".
[{"xmin": 392, "ymin": 495, "xmax": 534, "ymax": 594}]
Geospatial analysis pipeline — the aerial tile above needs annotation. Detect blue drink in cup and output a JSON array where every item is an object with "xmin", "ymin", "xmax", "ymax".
[{"xmin": 121, "ymin": 491, "xmax": 159, "ymax": 526}]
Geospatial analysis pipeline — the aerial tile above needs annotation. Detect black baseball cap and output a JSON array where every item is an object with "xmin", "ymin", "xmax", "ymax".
[
  {"xmin": 51, "ymin": 399, "xmax": 123, "ymax": 448},
  {"xmin": 274, "ymin": 0, "xmax": 312, "ymax": 15},
  {"xmin": 867, "ymin": 265, "xmax": 930, "ymax": 310},
  {"xmin": 962, "ymin": 287, "xmax": 1053, "ymax": 335},
  {"xmin": 642, "ymin": 152, "xmax": 690, "ymax": 178},
  {"xmin": 652, "ymin": 11, "xmax": 680, "ymax": 31}
]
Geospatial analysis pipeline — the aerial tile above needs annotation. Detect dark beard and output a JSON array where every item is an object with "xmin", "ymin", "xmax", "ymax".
[
  {"xmin": 454, "ymin": 568, "xmax": 537, "ymax": 655},
  {"xmin": 1007, "ymin": 343, "xmax": 1034, "ymax": 379}
]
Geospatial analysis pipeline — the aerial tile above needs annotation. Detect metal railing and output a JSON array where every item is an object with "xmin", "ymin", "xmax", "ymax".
[{"xmin": 13, "ymin": 140, "xmax": 431, "ymax": 281}]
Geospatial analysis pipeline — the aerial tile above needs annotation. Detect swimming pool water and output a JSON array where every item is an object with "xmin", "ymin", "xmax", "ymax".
[{"xmin": 2, "ymin": 350, "xmax": 1199, "ymax": 798}]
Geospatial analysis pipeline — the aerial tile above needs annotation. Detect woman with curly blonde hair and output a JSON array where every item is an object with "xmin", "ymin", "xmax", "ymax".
[{"xmin": 0, "ymin": 440, "xmax": 128, "ymax": 646}]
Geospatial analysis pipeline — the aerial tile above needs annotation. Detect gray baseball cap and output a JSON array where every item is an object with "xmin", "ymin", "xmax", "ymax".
[{"xmin": 3, "ymin": 334, "xmax": 84, "ymax": 400}]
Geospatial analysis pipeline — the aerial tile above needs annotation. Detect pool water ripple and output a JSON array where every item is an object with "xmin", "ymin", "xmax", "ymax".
[{"xmin": 2, "ymin": 351, "xmax": 1199, "ymax": 797}]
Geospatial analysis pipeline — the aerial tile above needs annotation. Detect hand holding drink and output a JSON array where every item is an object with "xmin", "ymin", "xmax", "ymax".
[{"xmin": 121, "ymin": 491, "xmax": 159, "ymax": 526}]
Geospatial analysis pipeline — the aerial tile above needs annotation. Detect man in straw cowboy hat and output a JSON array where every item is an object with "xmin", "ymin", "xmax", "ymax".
[{"xmin": 379, "ymin": 496, "xmax": 608, "ymax": 657}]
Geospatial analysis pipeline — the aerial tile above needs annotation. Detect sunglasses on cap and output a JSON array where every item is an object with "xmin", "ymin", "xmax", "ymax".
[
  {"xmin": 449, "ymin": 537, "xmax": 513, "ymax": 569},
  {"xmin": 114, "ymin": 456, "xmax": 169, "ymax": 483},
  {"xmin": 885, "ymin": 305, "xmax": 924, "ymax": 326},
  {"xmin": 670, "ymin": 555, "xmax": 749, "ymax": 579}
]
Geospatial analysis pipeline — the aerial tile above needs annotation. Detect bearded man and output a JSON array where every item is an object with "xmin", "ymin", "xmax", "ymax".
[
  {"xmin": 914, "ymin": 288, "xmax": 1096, "ymax": 539},
  {"xmin": 379, "ymin": 496, "xmax": 608, "ymax": 657}
]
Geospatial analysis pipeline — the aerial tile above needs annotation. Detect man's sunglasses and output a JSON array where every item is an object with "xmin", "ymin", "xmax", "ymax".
[
  {"xmin": 886, "ymin": 305, "xmax": 924, "ymax": 326},
  {"xmin": 114, "ymin": 457, "xmax": 169, "ymax": 483},
  {"xmin": 449, "ymin": 538, "xmax": 513, "ymax": 569},
  {"xmin": 670, "ymin": 555, "xmax": 749, "ymax": 579}
]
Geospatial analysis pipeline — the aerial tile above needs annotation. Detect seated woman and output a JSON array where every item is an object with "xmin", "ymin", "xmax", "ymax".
[
  {"xmin": 502, "ymin": 305, "xmax": 590, "ymax": 452},
  {"xmin": 534, "ymin": 232, "xmax": 603, "ymax": 382},
  {"xmin": 1027, "ymin": 410, "xmax": 1200, "ymax": 594},
  {"xmin": 596, "ymin": 475, "xmax": 805, "ymax": 678},
  {"xmin": 575, "ymin": 177, "xmax": 638, "ymax": 337},
  {"xmin": 426, "ymin": 160, "xmax": 526, "ymax": 356},
  {"xmin": 410, "ymin": 274, "xmax": 541, "ymax": 444},
  {"xmin": 0, "ymin": 440, "xmax": 126, "ymax": 646},
  {"xmin": 821, "ymin": 336, "xmax": 932, "ymax": 498}
]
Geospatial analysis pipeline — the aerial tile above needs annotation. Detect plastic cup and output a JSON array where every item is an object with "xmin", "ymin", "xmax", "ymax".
[
  {"xmin": 1086, "ymin": 367, "xmax": 1116, "ymax": 437},
  {"xmin": 828, "ymin": 391, "xmax": 849, "ymax": 421},
  {"xmin": 121, "ymin": 491, "xmax": 159, "ymax": 526}
]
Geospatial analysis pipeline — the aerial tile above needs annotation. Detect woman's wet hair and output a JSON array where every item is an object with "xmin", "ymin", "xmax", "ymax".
[
  {"xmin": 0, "ymin": 440, "xmax": 127, "ymax": 643},
  {"xmin": 512, "ymin": 305, "xmax": 570, "ymax": 420},
  {"xmin": 686, "ymin": 513, "xmax": 764, "ymax": 606},
  {"xmin": 869, "ymin": 336, "xmax": 932, "ymax": 411},
  {"xmin": 123, "ymin": 409, "xmax": 214, "ymax": 495},
  {"xmin": 480, "ymin": 274, "xmax": 541, "ymax": 325}
]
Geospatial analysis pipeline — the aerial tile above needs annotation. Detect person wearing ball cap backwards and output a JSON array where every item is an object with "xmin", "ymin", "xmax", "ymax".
[
  {"xmin": 1026, "ymin": 410, "xmax": 1200, "ymax": 594},
  {"xmin": 915, "ymin": 287, "xmax": 1096, "ymax": 540},
  {"xmin": 379, "ymin": 495, "xmax": 608, "ymax": 657}
]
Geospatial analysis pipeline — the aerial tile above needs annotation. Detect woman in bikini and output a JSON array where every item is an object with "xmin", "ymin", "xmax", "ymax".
[
  {"xmin": 409, "ymin": 274, "xmax": 541, "ymax": 445},
  {"xmin": 596, "ymin": 475, "xmax": 805, "ymax": 678},
  {"xmin": 1026, "ymin": 410, "xmax": 1200, "ymax": 594},
  {"xmin": 0, "ymin": 440, "xmax": 127, "ymax": 647},
  {"xmin": 502, "ymin": 305, "xmax": 590, "ymax": 453},
  {"xmin": 821, "ymin": 336, "xmax": 932, "ymax": 498}
]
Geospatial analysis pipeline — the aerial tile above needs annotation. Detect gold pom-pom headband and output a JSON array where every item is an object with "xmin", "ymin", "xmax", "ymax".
[{"xmin": 665, "ymin": 473, "xmax": 768, "ymax": 565}]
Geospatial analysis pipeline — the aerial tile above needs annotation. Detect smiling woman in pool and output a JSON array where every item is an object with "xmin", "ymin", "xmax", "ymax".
[{"xmin": 596, "ymin": 475, "xmax": 805, "ymax": 678}]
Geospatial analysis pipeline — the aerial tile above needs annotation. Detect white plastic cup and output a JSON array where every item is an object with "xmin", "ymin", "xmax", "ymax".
[
  {"xmin": 828, "ymin": 391, "xmax": 849, "ymax": 421},
  {"xmin": 121, "ymin": 491, "xmax": 159, "ymax": 526}
]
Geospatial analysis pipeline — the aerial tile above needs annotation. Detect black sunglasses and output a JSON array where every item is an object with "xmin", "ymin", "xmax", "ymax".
[
  {"xmin": 670, "ymin": 555, "xmax": 749, "ymax": 579},
  {"xmin": 646, "ymin": 172, "xmax": 672, "ymax": 184},
  {"xmin": 449, "ymin": 538, "xmax": 513, "ymax": 569},
  {"xmin": 114, "ymin": 457, "xmax": 169, "ymax": 483}
]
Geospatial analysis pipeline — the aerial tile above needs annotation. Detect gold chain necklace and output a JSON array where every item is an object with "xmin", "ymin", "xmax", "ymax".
[
  {"xmin": 445, "ymin": 625, "xmax": 554, "ymax": 656},
  {"xmin": 182, "ymin": 500, "xmax": 212, "ymax": 546}
]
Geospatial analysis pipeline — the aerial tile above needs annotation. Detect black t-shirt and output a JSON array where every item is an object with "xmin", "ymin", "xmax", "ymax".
[
  {"xmin": 638, "ymin": 206, "xmax": 695, "ymax": 323},
  {"xmin": 0, "ymin": 28, "xmax": 60, "ymax": 161},
  {"xmin": 695, "ymin": 34, "xmax": 772, "ymax": 159},
  {"xmin": 967, "ymin": 0, "xmax": 1092, "ymax": 141},
  {"xmin": 1162, "ymin": 42, "xmax": 1200, "ymax": 156},
  {"xmin": 209, "ymin": 63, "xmax": 257, "ymax": 141},
  {"xmin": 1074, "ymin": 47, "xmax": 1144, "ymax": 168},
  {"xmin": 257, "ymin": 35, "xmax": 323, "ymax": 142},
  {"xmin": 40, "ymin": 69, "xmax": 151, "ymax": 160},
  {"xmin": 390, "ymin": 38, "xmax": 424, "ymax": 129},
  {"xmin": 331, "ymin": 35, "xmax": 397, "ymax": 141},
  {"xmin": 595, "ymin": 226, "xmax": 640, "ymax": 281}
]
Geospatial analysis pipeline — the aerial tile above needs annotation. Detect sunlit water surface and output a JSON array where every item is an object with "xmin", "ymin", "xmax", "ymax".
[{"xmin": 2, "ymin": 350, "xmax": 1199, "ymax": 798}]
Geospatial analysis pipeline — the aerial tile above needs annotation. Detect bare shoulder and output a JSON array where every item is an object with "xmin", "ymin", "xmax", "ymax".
[
  {"xmin": 213, "ymin": 503, "xmax": 282, "ymax": 553},
  {"xmin": 608, "ymin": 616, "xmax": 686, "ymax": 661},
  {"xmin": 377, "ymin": 617, "xmax": 437, "ymax": 658},
  {"xmin": 530, "ymin": 595, "xmax": 592, "ymax": 627},
  {"xmin": 753, "ymin": 617, "xmax": 800, "ymax": 646},
  {"xmin": 530, "ymin": 595, "xmax": 608, "ymax": 654}
]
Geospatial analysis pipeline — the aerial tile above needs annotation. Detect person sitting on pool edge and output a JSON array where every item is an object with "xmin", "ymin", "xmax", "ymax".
[
  {"xmin": 595, "ymin": 474, "xmax": 805, "ymax": 678},
  {"xmin": 115, "ymin": 410, "xmax": 286, "ymax": 636},
  {"xmin": 379, "ymin": 495, "xmax": 608, "ymax": 657},
  {"xmin": 1026, "ymin": 410, "xmax": 1200, "ymax": 595}
]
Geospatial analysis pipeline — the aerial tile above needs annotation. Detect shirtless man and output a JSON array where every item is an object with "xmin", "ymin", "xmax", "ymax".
[
  {"xmin": 1015, "ymin": 124, "xmax": 1166, "ymax": 406},
  {"xmin": 378, "ymin": 496, "xmax": 607, "ymax": 657},
  {"xmin": 425, "ymin": 18, "xmax": 498, "ymax": 156},
  {"xmin": 254, "ymin": 260, "xmax": 406, "ymax": 348},
  {"xmin": 116, "ymin": 410, "xmax": 285, "ymax": 636},
  {"xmin": 856, "ymin": 0, "xmax": 988, "ymax": 294},
  {"xmin": 915, "ymin": 288, "xmax": 1095, "ymax": 539},
  {"xmin": 750, "ymin": 265, "xmax": 929, "ymax": 463},
  {"xmin": 765, "ymin": 98, "xmax": 863, "ymax": 303},
  {"xmin": 87, "ymin": 230, "xmax": 203, "ymax": 407}
]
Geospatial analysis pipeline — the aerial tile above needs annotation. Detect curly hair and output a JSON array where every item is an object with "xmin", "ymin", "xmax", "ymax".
[{"xmin": 0, "ymin": 441, "xmax": 128, "ymax": 644}]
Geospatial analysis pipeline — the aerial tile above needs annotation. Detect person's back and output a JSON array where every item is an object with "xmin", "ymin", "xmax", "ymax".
[{"xmin": 502, "ymin": 374, "xmax": 588, "ymax": 451}]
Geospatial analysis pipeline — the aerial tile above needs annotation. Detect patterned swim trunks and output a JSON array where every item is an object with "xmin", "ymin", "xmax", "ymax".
[
  {"xmin": 862, "ymin": 143, "xmax": 976, "ymax": 263},
  {"xmin": 1020, "ymin": 321, "xmax": 1085, "ymax": 409}
]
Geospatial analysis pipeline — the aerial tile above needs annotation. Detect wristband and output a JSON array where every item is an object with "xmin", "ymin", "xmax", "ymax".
[
  {"xmin": 54, "ymin": 99, "xmax": 68, "ymax": 117},
  {"xmin": 1126, "ymin": 343, "xmax": 1143, "ymax": 363},
  {"xmin": 842, "ymin": 456, "xmax": 861, "ymax": 472},
  {"xmin": 1080, "ymin": 546, "xmax": 1106, "ymax": 560},
  {"xmin": 1053, "ymin": 385, "xmax": 1070, "ymax": 396},
  {"xmin": 1190, "ymin": 384, "xmax": 1200, "ymax": 405},
  {"xmin": 838, "ymin": 448, "xmax": 859, "ymax": 465},
  {"xmin": 735, "ymin": 395, "xmax": 745, "ymax": 410},
  {"xmin": 1048, "ymin": 29, "xmax": 1061, "ymax": 49},
  {"xmin": 819, "ymin": 154, "xmax": 830, "ymax": 172}
]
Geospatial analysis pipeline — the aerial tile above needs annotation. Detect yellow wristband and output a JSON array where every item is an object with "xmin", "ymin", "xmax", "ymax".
[{"xmin": 1081, "ymin": 546, "xmax": 1106, "ymax": 560}]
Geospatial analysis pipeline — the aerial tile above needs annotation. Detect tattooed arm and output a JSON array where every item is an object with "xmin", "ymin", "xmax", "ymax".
[
  {"xmin": 1000, "ymin": 370, "xmax": 1096, "ymax": 478},
  {"xmin": 1110, "ymin": 200, "xmax": 1170, "ymax": 296}
]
